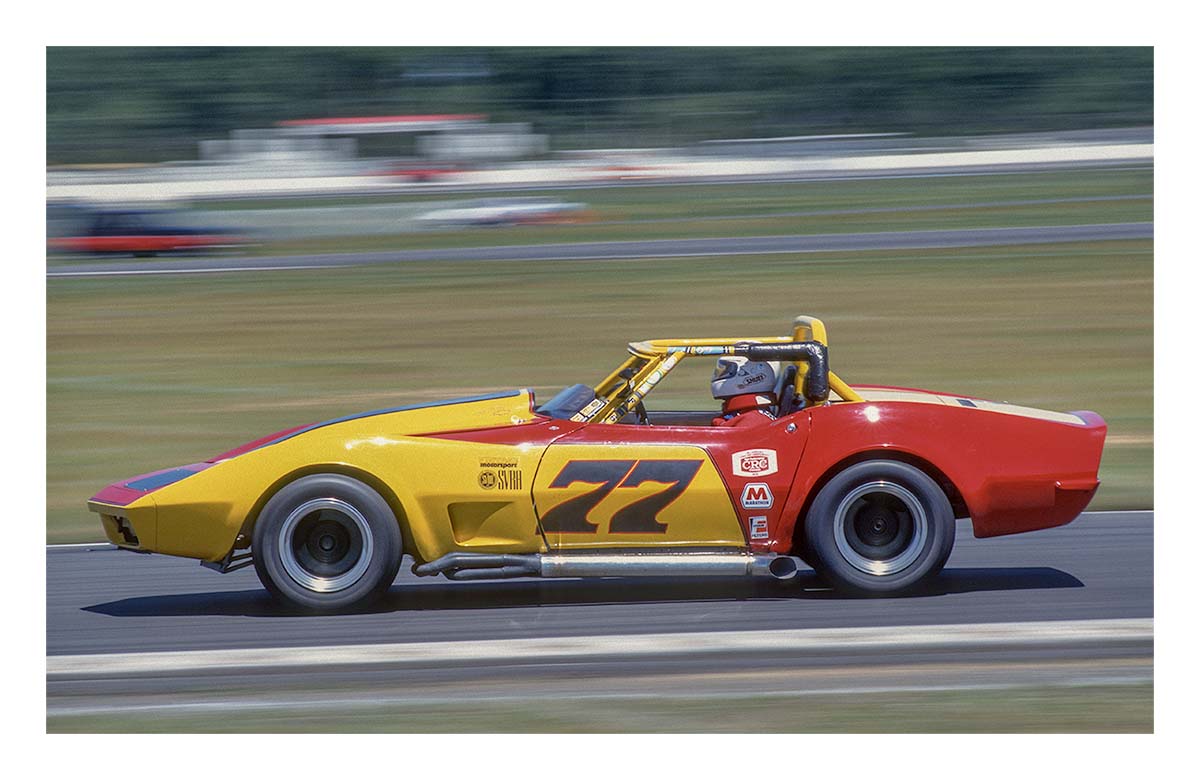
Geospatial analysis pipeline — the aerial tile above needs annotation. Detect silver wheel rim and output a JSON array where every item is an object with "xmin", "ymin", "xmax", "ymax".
[
  {"xmin": 833, "ymin": 480, "xmax": 928, "ymax": 576},
  {"xmin": 278, "ymin": 498, "xmax": 374, "ymax": 593}
]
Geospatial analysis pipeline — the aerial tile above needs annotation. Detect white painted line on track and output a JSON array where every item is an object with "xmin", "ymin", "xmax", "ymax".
[
  {"xmin": 47, "ymin": 618, "xmax": 1152, "ymax": 676},
  {"xmin": 47, "ymin": 542, "xmax": 116, "ymax": 549}
]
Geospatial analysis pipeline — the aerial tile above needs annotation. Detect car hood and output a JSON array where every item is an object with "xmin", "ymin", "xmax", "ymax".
[{"xmin": 208, "ymin": 389, "xmax": 537, "ymax": 462}]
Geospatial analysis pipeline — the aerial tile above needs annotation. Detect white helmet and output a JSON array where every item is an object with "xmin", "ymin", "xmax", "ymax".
[{"xmin": 711, "ymin": 355, "xmax": 780, "ymax": 400}]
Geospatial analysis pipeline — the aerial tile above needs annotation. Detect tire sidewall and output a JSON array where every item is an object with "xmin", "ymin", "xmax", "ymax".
[
  {"xmin": 253, "ymin": 474, "xmax": 402, "ymax": 611},
  {"xmin": 804, "ymin": 460, "xmax": 954, "ymax": 595}
]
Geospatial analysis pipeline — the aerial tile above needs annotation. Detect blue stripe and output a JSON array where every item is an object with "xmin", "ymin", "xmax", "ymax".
[
  {"xmin": 125, "ymin": 468, "xmax": 198, "ymax": 491},
  {"xmin": 254, "ymin": 389, "xmax": 524, "ymax": 451}
]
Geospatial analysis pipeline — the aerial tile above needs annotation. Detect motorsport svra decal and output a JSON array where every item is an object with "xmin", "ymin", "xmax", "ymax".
[
  {"xmin": 740, "ymin": 482, "xmax": 773, "ymax": 509},
  {"xmin": 478, "ymin": 458, "xmax": 522, "ymax": 490},
  {"xmin": 732, "ymin": 448, "xmax": 778, "ymax": 477}
]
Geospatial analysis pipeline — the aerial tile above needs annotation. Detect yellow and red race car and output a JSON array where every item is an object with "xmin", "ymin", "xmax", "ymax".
[{"xmin": 88, "ymin": 316, "xmax": 1106, "ymax": 611}]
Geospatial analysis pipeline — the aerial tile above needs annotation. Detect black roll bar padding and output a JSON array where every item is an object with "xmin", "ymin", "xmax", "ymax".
[{"xmin": 735, "ymin": 341, "xmax": 830, "ymax": 405}]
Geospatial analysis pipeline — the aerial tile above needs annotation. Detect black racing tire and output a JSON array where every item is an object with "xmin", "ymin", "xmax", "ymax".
[
  {"xmin": 252, "ymin": 474, "xmax": 403, "ymax": 611},
  {"xmin": 803, "ymin": 460, "xmax": 954, "ymax": 596}
]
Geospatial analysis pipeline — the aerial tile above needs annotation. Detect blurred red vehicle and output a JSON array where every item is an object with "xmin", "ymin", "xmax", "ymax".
[{"xmin": 47, "ymin": 205, "xmax": 246, "ymax": 257}]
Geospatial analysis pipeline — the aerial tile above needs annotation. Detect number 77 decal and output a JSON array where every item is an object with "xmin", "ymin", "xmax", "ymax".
[{"xmin": 539, "ymin": 459, "xmax": 704, "ymax": 534}]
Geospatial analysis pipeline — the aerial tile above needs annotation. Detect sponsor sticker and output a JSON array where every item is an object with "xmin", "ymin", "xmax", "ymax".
[
  {"xmin": 479, "ymin": 468, "xmax": 522, "ymax": 490},
  {"xmin": 740, "ymin": 482, "xmax": 774, "ymax": 509},
  {"xmin": 750, "ymin": 516, "xmax": 769, "ymax": 540},
  {"xmin": 732, "ymin": 448, "xmax": 778, "ymax": 477},
  {"xmin": 572, "ymin": 397, "xmax": 607, "ymax": 421}
]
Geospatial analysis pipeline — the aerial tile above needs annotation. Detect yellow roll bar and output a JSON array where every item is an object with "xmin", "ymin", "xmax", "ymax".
[{"xmin": 572, "ymin": 316, "xmax": 863, "ymax": 423}]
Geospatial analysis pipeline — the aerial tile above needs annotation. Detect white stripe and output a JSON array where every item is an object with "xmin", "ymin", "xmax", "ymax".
[
  {"xmin": 46, "ymin": 542, "xmax": 115, "ymax": 549},
  {"xmin": 47, "ymin": 618, "xmax": 1151, "ymax": 677}
]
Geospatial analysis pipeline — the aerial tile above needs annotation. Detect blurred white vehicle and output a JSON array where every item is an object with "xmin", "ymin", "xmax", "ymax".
[{"xmin": 415, "ymin": 197, "xmax": 593, "ymax": 227}]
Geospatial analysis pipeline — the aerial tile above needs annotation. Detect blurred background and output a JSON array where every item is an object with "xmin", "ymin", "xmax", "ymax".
[
  {"xmin": 48, "ymin": 47, "xmax": 1151, "ymax": 162},
  {"xmin": 46, "ymin": 47, "xmax": 1153, "ymax": 733}
]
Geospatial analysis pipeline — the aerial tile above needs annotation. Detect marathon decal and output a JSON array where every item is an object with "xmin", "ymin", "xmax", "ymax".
[
  {"xmin": 539, "ymin": 459, "xmax": 703, "ymax": 534},
  {"xmin": 732, "ymin": 448, "xmax": 778, "ymax": 477},
  {"xmin": 740, "ymin": 482, "xmax": 774, "ymax": 509}
]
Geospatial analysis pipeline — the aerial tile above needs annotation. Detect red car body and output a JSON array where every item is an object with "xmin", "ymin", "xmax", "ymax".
[{"xmin": 433, "ymin": 386, "xmax": 1106, "ymax": 554}]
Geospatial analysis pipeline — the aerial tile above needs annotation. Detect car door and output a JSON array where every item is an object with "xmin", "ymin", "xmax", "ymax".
[{"xmin": 532, "ymin": 416, "xmax": 810, "ymax": 551}]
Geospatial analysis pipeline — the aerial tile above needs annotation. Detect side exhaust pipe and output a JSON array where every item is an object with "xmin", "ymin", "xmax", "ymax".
[
  {"xmin": 415, "ymin": 551, "xmax": 801, "ymax": 581},
  {"xmin": 414, "ymin": 552, "xmax": 540, "ymax": 579}
]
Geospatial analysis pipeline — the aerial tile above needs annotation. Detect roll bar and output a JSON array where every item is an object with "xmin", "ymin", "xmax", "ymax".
[{"xmin": 735, "ymin": 341, "xmax": 829, "ymax": 405}]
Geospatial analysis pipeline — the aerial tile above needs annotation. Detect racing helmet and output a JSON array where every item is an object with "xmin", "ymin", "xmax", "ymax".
[{"xmin": 711, "ymin": 355, "xmax": 780, "ymax": 400}]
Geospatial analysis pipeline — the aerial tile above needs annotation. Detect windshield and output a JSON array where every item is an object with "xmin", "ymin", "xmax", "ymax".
[{"xmin": 535, "ymin": 383, "xmax": 597, "ymax": 419}]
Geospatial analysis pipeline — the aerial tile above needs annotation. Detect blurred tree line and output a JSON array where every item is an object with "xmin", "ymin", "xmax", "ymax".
[{"xmin": 46, "ymin": 47, "xmax": 1152, "ymax": 164}]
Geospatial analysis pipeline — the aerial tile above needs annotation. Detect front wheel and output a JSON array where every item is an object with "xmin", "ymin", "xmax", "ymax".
[
  {"xmin": 803, "ymin": 460, "xmax": 955, "ymax": 595},
  {"xmin": 252, "ymin": 474, "xmax": 403, "ymax": 611}
]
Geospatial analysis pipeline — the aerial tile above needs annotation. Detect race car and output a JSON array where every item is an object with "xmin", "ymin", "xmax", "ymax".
[
  {"xmin": 47, "ymin": 206, "xmax": 246, "ymax": 257},
  {"xmin": 414, "ymin": 197, "xmax": 593, "ymax": 228},
  {"xmin": 88, "ymin": 316, "xmax": 1106, "ymax": 611}
]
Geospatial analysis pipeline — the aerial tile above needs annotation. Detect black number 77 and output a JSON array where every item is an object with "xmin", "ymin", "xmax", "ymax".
[{"xmin": 539, "ymin": 459, "xmax": 704, "ymax": 534}]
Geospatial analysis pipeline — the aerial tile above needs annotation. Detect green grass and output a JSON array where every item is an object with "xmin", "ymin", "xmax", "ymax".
[
  {"xmin": 47, "ymin": 683, "xmax": 1152, "ymax": 733},
  {"xmin": 46, "ymin": 239, "xmax": 1152, "ymax": 542},
  {"xmin": 254, "ymin": 196, "xmax": 1150, "ymax": 256},
  {"xmin": 248, "ymin": 168, "xmax": 1152, "ymax": 256}
]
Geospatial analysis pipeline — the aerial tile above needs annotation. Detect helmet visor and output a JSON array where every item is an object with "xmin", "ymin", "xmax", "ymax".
[{"xmin": 712, "ymin": 358, "xmax": 740, "ymax": 382}]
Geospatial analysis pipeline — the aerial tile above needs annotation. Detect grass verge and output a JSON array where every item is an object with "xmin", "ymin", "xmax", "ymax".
[{"xmin": 47, "ymin": 682, "xmax": 1152, "ymax": 733}]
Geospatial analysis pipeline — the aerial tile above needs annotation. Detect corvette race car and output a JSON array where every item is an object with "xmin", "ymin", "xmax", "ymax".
[{"xmin": 88, "ymin": 316, "xmax": 1106, "ymax": 611}]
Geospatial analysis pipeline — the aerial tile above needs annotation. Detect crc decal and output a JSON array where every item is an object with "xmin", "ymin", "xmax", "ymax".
[
  {"xmin": 749, "ymin": 516, "xmax": 769, "ymax": 540},
  {"xmin": 740, "ymin": 482, "xmax": 774, "ymax": 509},
  {"xmin": 732, "ymin": 448, "xmax": 778, "ymax": 477},
  {"xmin": 539, "ymin": 459, "xmax": 703, "ymax": 534}
]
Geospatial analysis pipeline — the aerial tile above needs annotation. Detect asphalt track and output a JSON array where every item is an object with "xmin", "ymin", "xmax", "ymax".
[
  {"xmin": 47, "ymin": 512, "xmax": 1152, "ymax": 723},
  {"xmin": 46, "ymin": 222, "xmax": 1153, "ymax": 277},
  {"xmin": 48, "ymin": 511, "xmax": 1151, "ymax": 657}
]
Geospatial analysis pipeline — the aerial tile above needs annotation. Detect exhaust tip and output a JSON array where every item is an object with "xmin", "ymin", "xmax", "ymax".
[{"xmin": 768, "ymin": 556, "xmax": 800, "ymax": 580}]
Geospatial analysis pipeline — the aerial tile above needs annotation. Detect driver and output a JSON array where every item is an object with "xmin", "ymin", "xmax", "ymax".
[{"xmin": 711, "ymin": 355, "xmax": 780, "ymax": 427}]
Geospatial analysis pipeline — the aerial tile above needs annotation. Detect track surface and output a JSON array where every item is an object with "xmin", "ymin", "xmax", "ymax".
[
  {"xmin": 46, "ymin": 222, "xmax": 1153, "ymax": 277},
  {"xmin": 48, "ymin": 512, "xmax": 1152, "ymax": 657}
]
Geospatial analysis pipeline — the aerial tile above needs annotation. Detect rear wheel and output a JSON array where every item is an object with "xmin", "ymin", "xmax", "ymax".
[
  {"xmin": 804, "ymin": 460, "xmax": 954, "ymax": 595},
  {"xmin": 252, "ymin": 474, "xmax": 402, "ymax": 611}
]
